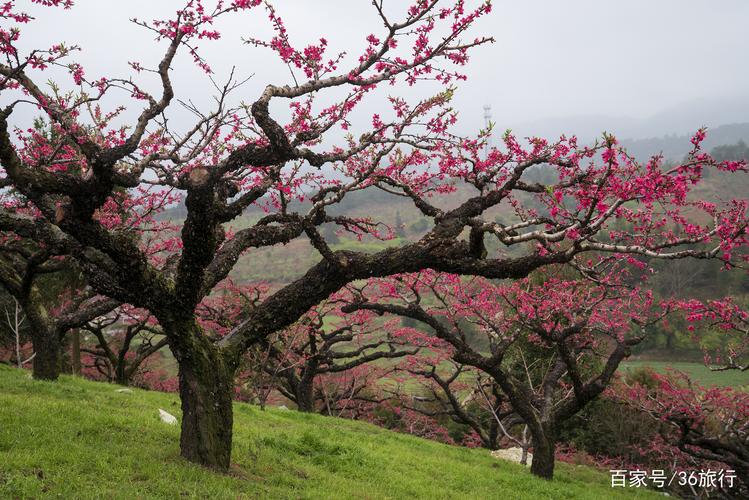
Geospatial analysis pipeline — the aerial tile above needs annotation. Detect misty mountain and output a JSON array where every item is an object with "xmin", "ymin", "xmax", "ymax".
[
  {"xmin": 500, "ymin": 95, "xmax": 749, "ymax": 152},
  {"xmin": 621, "ymin": 122, "xmax": 749, "ymax": 161}
]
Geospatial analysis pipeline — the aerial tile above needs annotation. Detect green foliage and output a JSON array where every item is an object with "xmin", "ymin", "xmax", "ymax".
[
  {"xmin": 560, "ymin": 368, "xmax": 662, "ymax": 462},
  {"xmin": 0, "ymin": 366, "xmax": 659, "ymax": 499}
]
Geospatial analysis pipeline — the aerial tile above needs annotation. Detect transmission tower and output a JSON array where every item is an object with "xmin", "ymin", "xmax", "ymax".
[{"xmin": 483, "ymin": 104, "xmax": 492, "ymax": 158}]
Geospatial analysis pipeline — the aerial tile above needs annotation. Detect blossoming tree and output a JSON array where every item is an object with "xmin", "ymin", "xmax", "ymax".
[
  {"xmin": 342, "ymin": 268, "xmax": 672, "ymax": 478},
  {"xmin": 622, "ymin": 372, "xmax": 749, "ymax": 495},
  {"xmin": 248, "ymin": 296, "xmax": 425, "ymax": 413},
  {"xmin": 681, "ymin": 298, "xmax": 749, "ymax": 371},
  {"xmin": 0, "ymin": 0, "xmax": 746, "ymax": 471},
  {"xmin": 0, "ymin": 227, "xmax": 118, "ymax": 379},
  {"xmin": 80, "ymin": 306, "xmax": 168, "ymax": 385}
]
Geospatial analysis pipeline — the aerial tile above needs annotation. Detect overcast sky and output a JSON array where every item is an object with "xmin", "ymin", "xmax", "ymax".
[{"xmin": 11, "ymin": 0, "xmax": 749, "ymax": 140}]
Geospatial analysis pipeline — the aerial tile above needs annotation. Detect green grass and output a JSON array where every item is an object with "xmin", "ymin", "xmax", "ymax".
[
  {"xmin": 620, "ymin": 360, "xmax": 748, "ymax": 388},
  {"xmin": 0, "ymin": 366, "xmax": 660, "ymax": 499}
]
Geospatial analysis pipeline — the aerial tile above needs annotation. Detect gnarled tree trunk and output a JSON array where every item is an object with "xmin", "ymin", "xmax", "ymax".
[
  {"xmin": 168, "ymin": 321, "xmax": 235, "ymax": 471},
  {"xmin": 529, "ymin": 424, "xmax": 556, "ymax": 480},
  {"xmin": 178, "ymin": 360, "xmax": 234, "ymax": 470},
  {"xmin": 114, "ymin": 363, "xmax": 130, "ymax": 386},
  {"xmin": 29, "ymin": 327, "xmax": 60, "ymax": 381},
  {"xmin": 295, "ymin": 377, "xmax": 315, "ymax": 413},
  {"xmin": 23, "ymin": 295, "xmax": 60, "ymax": 381}
]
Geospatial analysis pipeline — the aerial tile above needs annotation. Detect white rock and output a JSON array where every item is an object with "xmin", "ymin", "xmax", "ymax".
[
  {"xmin": 277, "ymin": 405, "xmax": 289, "ymax": 411},
  {"xmin": 490, "ymin": 447, "xmax": 532, "ymax": 466},
  {"xmin": 158, "ymin": 408, "xmax": 178, "ymax": 425},
  {"xmin": 115, "ymin": 388, "xmax": 133, "ymax": 393}
]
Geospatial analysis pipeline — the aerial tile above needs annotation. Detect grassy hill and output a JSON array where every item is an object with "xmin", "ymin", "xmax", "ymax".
[
  {"xmin": 620, "ymin": 360, "xmax": 748, "ymax": 388},
  {"xmin": 0, "ymin": 366, "xmax": 659, "ymax": 499}
]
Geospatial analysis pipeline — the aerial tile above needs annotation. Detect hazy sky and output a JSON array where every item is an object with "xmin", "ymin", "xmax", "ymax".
[{"xmin": 10, "ymin": 0, "xmax": 749, "ymax": 140}]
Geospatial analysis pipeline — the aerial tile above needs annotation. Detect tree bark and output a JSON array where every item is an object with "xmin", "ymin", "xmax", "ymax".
[
  {"xmin": 529, "ymin": 426, "xmax": 556, "ymax": 480},
  {"xmin": 71, "ymin": 329, "xmax": 81, "ymax": 376},
  {"xmin": 178, "ymin": 362, "xmax": 234, "ymax": 470},
  {"xmin": 29, "ymin": 326, "xmax": 60, "ymax": 381},
  {"xmin": 169, "ymin": 324, "xmax": 235, "ymax": 471},
  {"xmin": 295, "ymin": 378, "xmax": 315, "ymax": 412},
  {"xmin": 20, "ymin": 287, "xmax": 60, "ymax": 381},
  {"xmin": 114, "ymin": 366, "xmax": 129, "ymax": 386}
]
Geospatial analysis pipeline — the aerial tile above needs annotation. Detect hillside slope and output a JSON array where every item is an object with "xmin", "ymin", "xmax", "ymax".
[{"xmin": 0, "ymin": 366, "xmax": 658, "ymax": 499}]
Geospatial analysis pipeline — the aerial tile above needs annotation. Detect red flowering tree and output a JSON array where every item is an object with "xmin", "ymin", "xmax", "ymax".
[
  {"xmin": 247, "ymin": 296, "xmax": 424, "ymax": 412},
  {"xmin": 303, "ymin": 364, "xmax": 394, "ymax": 419},
  {"xmin": 389, "ymin": 350, "xmax": 527, "ymax": 454},
  {"xmin": 681, "ymin": 298, "xmax": 749, "ymax": 372},
  {"xmin": 341, "ymin": 268, "xmax": 674, "ymax": 478},
  {"xmin": 0, "ymin": 0, "xmax": 746, "ymax": 471},
  {"xmin": 0, "ymin": 244, "xmax": 117, "ymax": 379},
  {"xmin": 621, "ymin": 372, "xmax": 749, "ymax": 496},
  {"xmin": 80, "ymin": 306, "xmax": 168, "ymax": 385},
  {"xmin": 0, "ymin": 150, "xmax": 176, "ymax": 380}
]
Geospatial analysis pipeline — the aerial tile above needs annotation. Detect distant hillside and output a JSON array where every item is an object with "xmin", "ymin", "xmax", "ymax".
[
  {"xmin": 621, "ymin": 122, "xmax": 749, "ymax": 161},
  {"xmin": 503, "ymin": 95, "xmax": 749, "ymax": 145}
]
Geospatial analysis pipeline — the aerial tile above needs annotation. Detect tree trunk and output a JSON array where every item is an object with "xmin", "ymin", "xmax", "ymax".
[
  {"xmin": 520, "ymin": 426, "xmax": 530, "ymax": 466},
  {"xmin": 295, "ymin": 378, "xmax": 315, "ymax": 412},
  {"xmin": 114, "ymin": 366, "xmax": 129, "ymax": 386},
  {"xmin": 10, "ymin": 298, "xmax": 24, "ymax": 369},
  {"xmin": 29, "ymin": 327, "xmax": 60, "ymax": 381},
  {"xmin": 71, "ymin": 329, "xmax": 81, "ymax": 376},
  {"xmin": 113, "ymin": 355, "xmax": 134, "ymax": 386},
  {"xmin": 169, "ymin": 325, "xmax": 235, "ymax": 471},
  {"xmin": 22, "ymin": 290, "xmax": 60, "ymax": 381},
  {"xmin": 529, "ymin": 427, "xmax": 556, "ymax": 479},
  {"xmin": 178, "ymin": 361, "xmax": 234, "ymax": 470}
]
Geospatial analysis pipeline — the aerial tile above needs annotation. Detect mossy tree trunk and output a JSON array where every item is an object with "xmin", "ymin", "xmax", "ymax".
[
  {"xmin": 529, "ymin": 424, "xmax": 556, "ymax": 480},
  {"xmin": 178, "ymin": 361, "xmax": 234, "ymax": 470},
  {"xmin": 29, "ymin": 326, "xmax": 61, "ymax": 381},
  {"xmin": 22, "ymin": 289, "xmax": 60, "ymax": 381},
  {"xmin": 114, "ymin": 364, "xmax": 130, "ymax": 386},
  {"xmin": 168, "ymin": 320, "xmax": 236, "ymax": 471}
]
